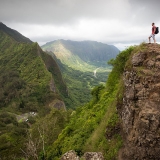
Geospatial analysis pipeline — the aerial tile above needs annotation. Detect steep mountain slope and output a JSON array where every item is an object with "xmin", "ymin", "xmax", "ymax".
[
  {"xmin": 0, "ymin": 22, "xmax": 32, "ymax": 43},
  {"xmin": 0, "ymin": 24, "xmax": 68, "ymax": 159},
  {"xmin": 0, "ymin": 30, "xmax": 67, "ymax": 112}
]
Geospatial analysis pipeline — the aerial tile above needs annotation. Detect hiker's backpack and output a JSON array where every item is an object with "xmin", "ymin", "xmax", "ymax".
[{"xmin": 155, "ymin": 27, "xmax": 159, "ymax": 34}]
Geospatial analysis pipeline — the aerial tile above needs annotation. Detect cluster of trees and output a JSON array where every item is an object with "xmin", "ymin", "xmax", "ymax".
[
  {"xmin": 0, "ymin": 70, "xmax": 25, "ymax": 108},
  {"xmin": 0, "ymin": 111, "xmax": 29, "ymax": 159}
]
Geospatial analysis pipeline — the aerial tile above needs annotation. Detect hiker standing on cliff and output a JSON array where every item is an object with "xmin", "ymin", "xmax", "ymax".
[{"xmin": 149, "ymin": 23, "xmax": 156, "ymax": 44}]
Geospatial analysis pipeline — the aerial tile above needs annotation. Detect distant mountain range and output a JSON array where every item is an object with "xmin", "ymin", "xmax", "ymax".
[{"xmin": 41, "ymin": 39, "xmax": 119, "ymax": 71}]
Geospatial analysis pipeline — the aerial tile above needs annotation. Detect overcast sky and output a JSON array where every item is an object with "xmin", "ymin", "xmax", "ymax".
[{"xmin": 1, "ymin": 0, "xmax": 160, "ymax": 50}]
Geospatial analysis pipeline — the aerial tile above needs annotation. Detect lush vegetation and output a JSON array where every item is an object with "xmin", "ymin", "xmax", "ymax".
[
  {"xmin": 0, "ymin": 111, "xmax": 29, "ymax": 159},
  {"xmin": 45, "ymin": 46, "xmax": 135, "ymax": 160},
  {"xmin": 57, "ymin": 62, "xmax": 111, "ymax": 109},
  {"xmin": 0, "ymin": 108, "xmax": 70, "ymax": 160},
  {"xmin": 22, "ymin": 109, "xmax": 70, "ymax": 160},
  {"xmin": 0, "ymin": 31, "xmax": 66, "ymax": 112},
  {"xmin": 0, "ymin": 23, "xmax": 143, "ymax": 160},
  {"xmin": 0, "ymin": 30, "xmax": 67, "ymax": 159}
]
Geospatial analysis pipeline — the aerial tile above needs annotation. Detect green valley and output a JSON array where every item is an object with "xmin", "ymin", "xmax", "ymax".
[
  {"xmin": 41, "ymin": 40, "xmax": 119, "ymax": 108},
  {"xmin": 0, "ymin": 23, "xmax": 127, "ymax": 160},
  {"xmin": 45, "ymin": 45, "xmax": 135, "ymax": 160}
]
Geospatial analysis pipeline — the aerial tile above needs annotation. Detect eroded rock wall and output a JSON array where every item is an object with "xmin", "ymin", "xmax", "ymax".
[{"xmin": 119, "ymin": 44, "xmax": 160, "ymax": 160}]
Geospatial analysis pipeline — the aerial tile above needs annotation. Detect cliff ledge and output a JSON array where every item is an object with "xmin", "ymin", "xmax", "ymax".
[{"xmin": 119, "ymin": 43, "xmax": 160, "ymax": 160}]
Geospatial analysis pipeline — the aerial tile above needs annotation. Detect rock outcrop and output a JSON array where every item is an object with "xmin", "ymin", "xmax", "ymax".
[
  {"xmin": 61, "ymin": 150, "xmax": 104, "ymax": 160},
  {"xmin": 118, "ymin": 44, "xmax": 160, "ymax": 160},
  {"xmin": 49, "ymin": 99, "xmax": 66, "ymax": 110},
  {"xmin": 82, "ymin": 152, "xmax": 104, "ymax": 160},
  {"xmin": 61, "ymin": 150, "xmax": 80, "ymax": 160}
]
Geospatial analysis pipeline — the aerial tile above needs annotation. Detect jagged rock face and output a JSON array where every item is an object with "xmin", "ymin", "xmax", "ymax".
[{"xmin": 119, "ymin": 44, "xmax": 160, "ymax": 160}]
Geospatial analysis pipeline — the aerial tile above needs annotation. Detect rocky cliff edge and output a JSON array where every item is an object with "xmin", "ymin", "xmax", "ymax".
[{"xmin": 118, "ymin": 43, "xmax": 160, "ymax": 160}]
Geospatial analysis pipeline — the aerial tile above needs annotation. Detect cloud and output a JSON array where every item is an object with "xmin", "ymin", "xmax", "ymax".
[
  {"xmin": 1, "ymin": 0, "xmax": 160, "ymax": 50},
  {"xmin": 0, "ymin": 0, "xmax": 131, "ymax": 25}
]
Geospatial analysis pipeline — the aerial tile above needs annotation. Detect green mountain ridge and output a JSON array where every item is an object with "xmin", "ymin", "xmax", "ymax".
[
  {"xmin": 0, "ymin": 30, "xmax": 66, "ymax": 111},
  {"xmin": 41, "ymin": 39, "xmax": 119, "ymax": 71},
  {"xmin": 0, "ymin": 23, "xmax": 70, "ymax": 111},
  {"xmin": 0, "ymin": 23, "xmax": 71, "ymax": 159},
  {"xmin": 42, "ymin": 39, "xmax": 119, "ymax": 62},
  {"xmin": 0, "ymin": 22, "xmax": 32, "ymax": 43}
]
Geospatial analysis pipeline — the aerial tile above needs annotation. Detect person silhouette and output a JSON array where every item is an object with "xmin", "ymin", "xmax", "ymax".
[{"xmin": 148, "ymin": 23, "xmax": 156, "ymax": 44}]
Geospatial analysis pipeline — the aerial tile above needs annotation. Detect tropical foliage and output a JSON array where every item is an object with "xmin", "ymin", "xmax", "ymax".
[
  {"xmin": 46, "ymin": 46, "xmax": 135, "ymax": 160},
  {"xmin": 0, "ymin": 22, "xmax": 141, "ymax": 160},
  {"xmin": 0, "ymin": 29, "xmax": 66, "ymax": 159}
]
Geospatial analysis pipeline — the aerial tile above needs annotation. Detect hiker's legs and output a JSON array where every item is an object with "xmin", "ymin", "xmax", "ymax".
[
  {"xmin": 148, "ymin": 36, "xmax": 151, "ymax": 43},
  {"xmin": 153, "ymin": 35, "xmax": 156, "ymax": 43},
  {"xmin": 148, "ymin": 34, "xmax": 156, "ymax": 43}
]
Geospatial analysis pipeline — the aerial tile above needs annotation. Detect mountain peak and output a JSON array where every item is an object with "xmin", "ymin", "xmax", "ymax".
[
  {"xmin": 0, "ymin": 22, "xmax": 32, "ymax": 43},
  {"xmin": 0, "ymin": 22, "xmax": 8, "ymax": 28}
]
